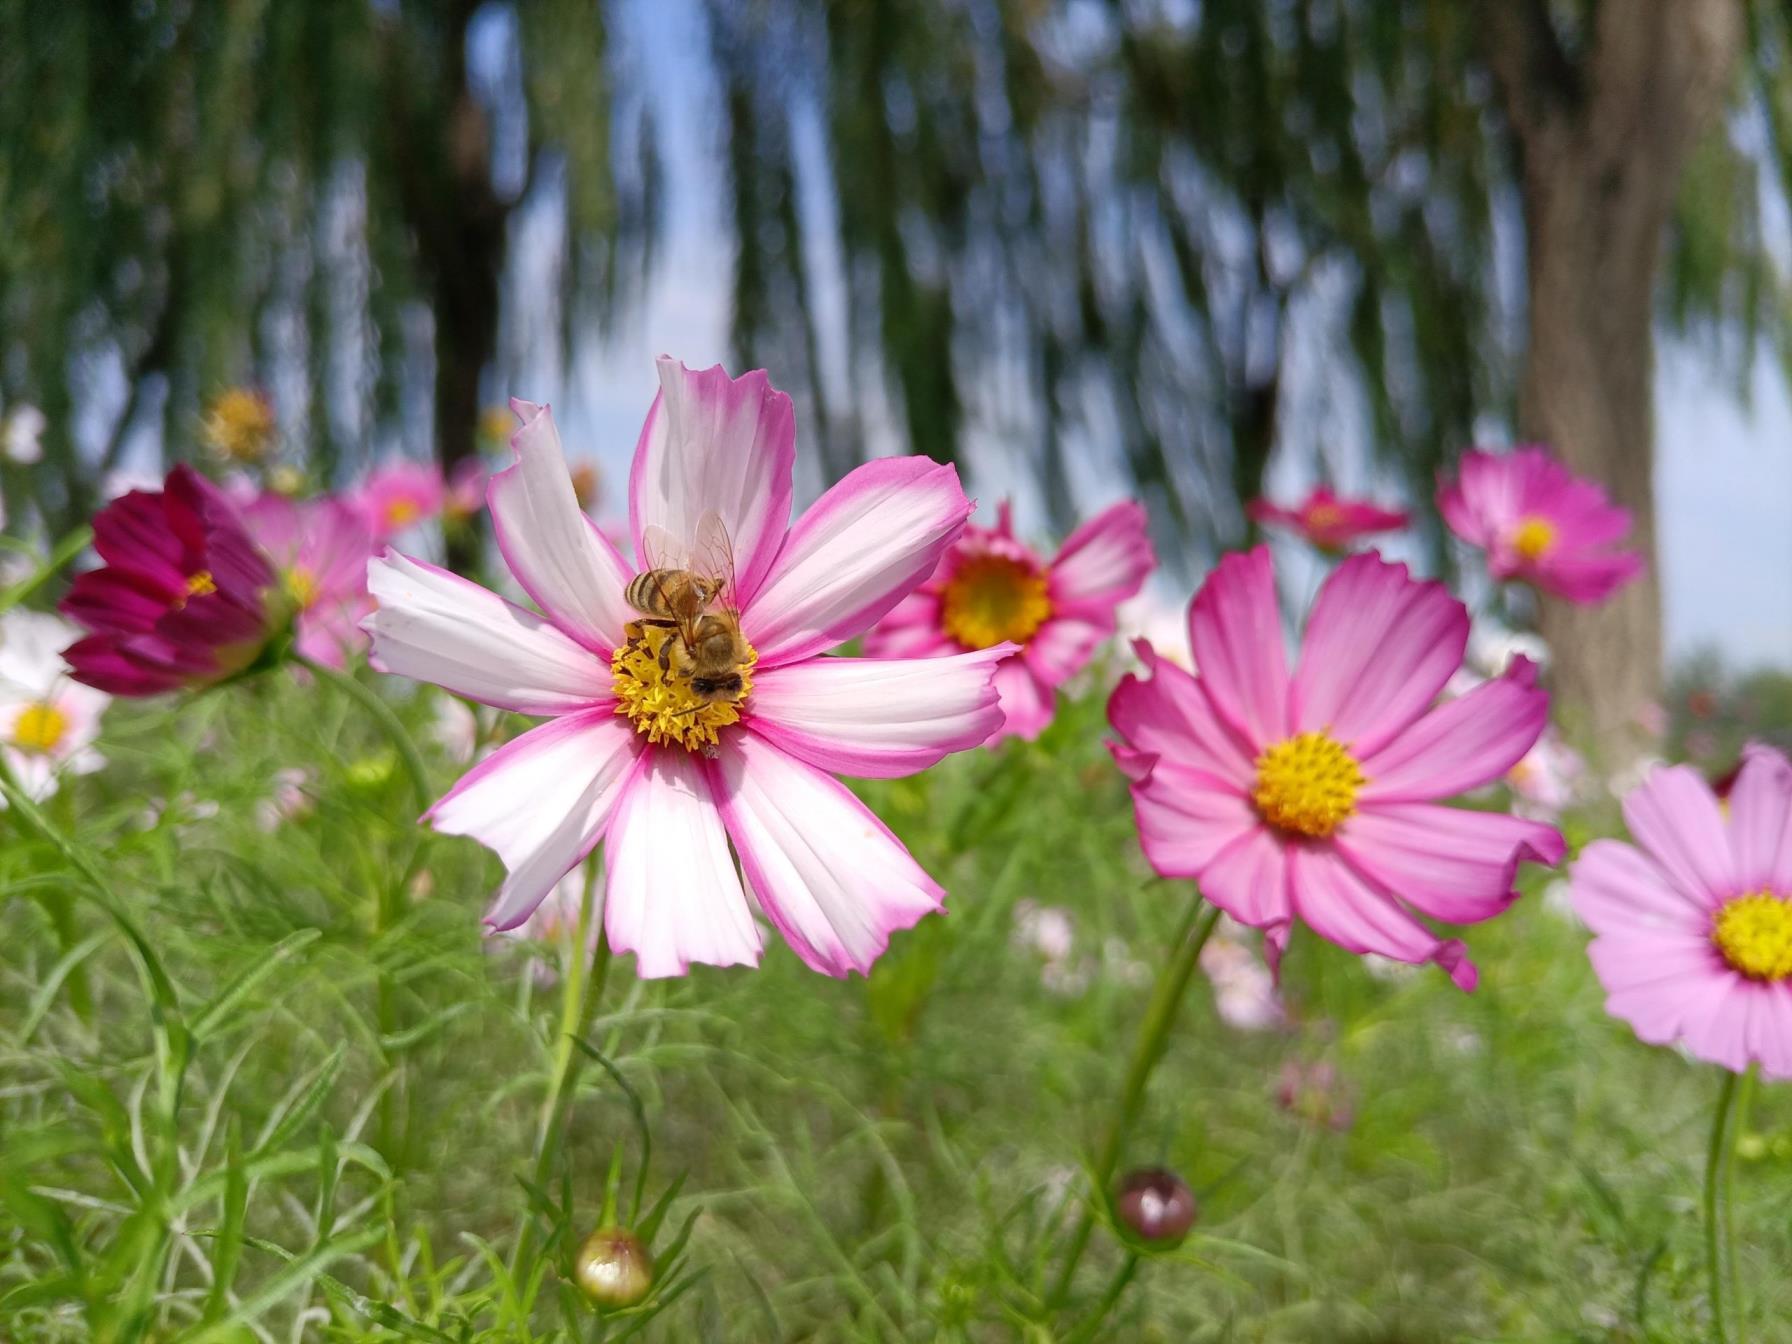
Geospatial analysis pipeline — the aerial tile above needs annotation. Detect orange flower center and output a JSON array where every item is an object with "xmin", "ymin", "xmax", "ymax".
[
  {"xmin": 185, "ymin": 570, "xmax": 217, "ymax": 597},
  {"xmin": 1252, "ymin": 732, "xmax": 1365, "ymax": 839},
  {"xmin": 939, "ymin": 554, "xmax": 1051, "ymax": 649},
  {"xmin": 1304, "ymin": 502, "xmax": 1344, "ymax": 534},
  {"xmin": 1511, "ymin": 516, "xmax": 1556, "ymax": 561},
  {"xmin": 386, "ymin": 498, "xmax": 422, "ymax": 528},
  {"xmin": 11, "ymin": 702, "xmax": 69, "ymax": 754},
  {"xmin": 1712, "ymin": 892, "xmax": 1792, "ymax": 981}
]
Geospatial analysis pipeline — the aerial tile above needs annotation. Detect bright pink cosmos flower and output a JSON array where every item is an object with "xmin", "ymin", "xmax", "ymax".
[
  {"xmin": 1569, "ymin": 747, "xmax": 1792, "ymax": 1078},
  {"xmin": 244, "ymin": 493, "xmax": 375, "ymax": 668},
  {"xmin": 1437, "ymin": 446, "xmax": 1644, "ymax": 604},
  {"xmin": 356, "ymin": 460, "xmax": 446, "ymax": 539},
  {"xmin": 864, "ymin": 500, "xmax": 1155, "ymax": 741},
  {"xmin": 61, "ymin": 466, "xmax": 284, "ymax": 695},
  {"xmin": 1246, "ymin": 486, "xmax": 1409, "ymax": 551},
  {"xmin": 1108, "ymin": 546, "xmax": 1564, "ymax": 988},
  {"xmin": 364, "ymin": 358, "xmax": 1007, "ymax": 978}
]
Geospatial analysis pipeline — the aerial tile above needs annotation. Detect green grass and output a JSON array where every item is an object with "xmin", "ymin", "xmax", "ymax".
[{"xmin": 2, "ymin": 666, "xmax": 1787, "ymax": 1341}]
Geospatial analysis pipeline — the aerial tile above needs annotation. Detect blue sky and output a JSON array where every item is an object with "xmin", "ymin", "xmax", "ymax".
[{"xmin": 543, "ymin": 1, "xmax": 1792, "ymax": 671}]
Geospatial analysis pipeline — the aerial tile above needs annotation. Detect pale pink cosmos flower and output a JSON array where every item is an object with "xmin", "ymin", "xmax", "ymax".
[
  {"xmin": 1569, "ymin": 747, "xmax": 1792, "ymax": 1078},
  {"xmin": 365, "ymin": 358, "xmax": 1006, "ymax": 978},
  {"xmin": 0, "ymin": 610, "xmax": 111, "ymax": 803},
  {"xmin": 443, "ymin": 458, "xmax": 489, "ymax": 523},
  {"xmin": 1200, "ymin": 918, "xmax": 1284, "ymax": 1031},
  {"xmin": 244, "ymin": 493, "xmax": 376, "ymax": 668},
  {"xmin": 1438, "ymin": 446, "xmax": 1644, "ymax": 604},
  {"xmin": 356, "ymin": 460, "xmax": 446, "ymax": 539},
  {"xmin": 865, "ymin": 500, "xmax": 1155, "ymax": 741},
  {"xmin": 1109, "ymin": 547, "xmax": 1565, "ymax": 989},
  {"xmin": 1246, "ymin": 485, "xmax": 1409, "ymax": 552}
]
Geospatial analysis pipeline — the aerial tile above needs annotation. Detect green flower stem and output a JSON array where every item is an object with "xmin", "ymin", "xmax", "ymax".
[
  {"xmin": 1704, "ymin": 1066, "xmax": 1755, "ymax": 1343},
  {"xmin": 295, "ymin": 654, "xmax": 432, "ymax": 817},
  {"xmin": 1048, "ymin": 890, "xmax": 1220, "ymax": 1307},
  {"xmin": 511, "ymin": 863, "xmax": 611, "ymax": 1282},
  {"xmin": 1069, "ymin": 1252, "xmax": 1140, "ymax": 1344},
  {"xmin": 0, "ymin": 522, "xmax": 91, "ymax": 616}
]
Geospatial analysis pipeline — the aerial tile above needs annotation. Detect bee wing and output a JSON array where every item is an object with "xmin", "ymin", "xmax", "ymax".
[
  {"xmin": 690, "ymin": 510, "xmax": 741, "ymax": 612},
  {"xmin": 639, "ymin": 522, "xmax": 693, "ymax": 574}
]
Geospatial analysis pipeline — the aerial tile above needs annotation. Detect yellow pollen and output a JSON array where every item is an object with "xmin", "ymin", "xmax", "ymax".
[
  {"xmin": 386, "ymin": 498, "xmax": 422, "ymax": 528},
  {"xmin": 1511, "ymin": 516, "xmax": 1556, "ymax": 561},
  {"xmin": 185, "ymin": 570, "xmax": 217, "ymax": 597},
  {"xmin": 1304, "ymin": 503, "xmax": 1344, "ymax": 533},
  {"xmin": 1251, "ymin": 731, "xmax": 1366, "ymax": 839},
  {"xmin": 1712, "ymin": 893, "xmax": 1792, "ymax": 981},
  {"xmin": 939, "ymin": 554, "xmax": 1052, "ymax": 649},
  {"xmin": 11, "ymin": 702, "xmax": 69, "ymax": 754},
  {"xmin": 201, "ymin": 387, "xmax": 277, "ymax": 463},
  {"xmin": 610, "ymin": 622, "xmax": 757, "ymax": 753},
  {"xmin": 285, "ymin": 566, "xmax": 319, "ymax": 610}
]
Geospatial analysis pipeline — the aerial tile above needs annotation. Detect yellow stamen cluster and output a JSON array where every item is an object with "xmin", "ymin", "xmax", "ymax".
[
  {"xmin": 1712, "ymin": 892, "xmax": 1792, "ymax": 982},
  {"xmin": 185, "ymin": 570, "xmax": 217, "ymax": 597},
  {"xmin": 386, "ymin": 498, "xmax": 422, "ymax": 529},
  {"xmin": 610, "ymin": 622, "xmax": 756, "ymax": 753},
  {"xmin": 11, "ymin": 702, "xmax": 69, "ymax": 754},
  {"xmin": 1511, "ymin": 516, "xmax": 1556, "ymax": 562},
  {"xmin": 1252, "ymin": 731, "xmax": 1366, "ymax": 839},
  {"xmin": 285, "ymin": 566, "xmax": 320, "ymax": 611},
  {"xmin": 1304, "ymin": 503, "xmax": 1344, "ymax": 534},
  {"xmin": 940, "ymin": 554, "xmax": 1052, "ymax": 649},
  {"xmin": 201, "ymin": 387, "xmax": 276, "ymax": 464}
]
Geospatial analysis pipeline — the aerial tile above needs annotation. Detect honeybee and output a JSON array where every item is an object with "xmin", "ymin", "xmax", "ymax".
[{"xmin": 625, "ymin": 512, "xmax": 753, "ymax": 713}]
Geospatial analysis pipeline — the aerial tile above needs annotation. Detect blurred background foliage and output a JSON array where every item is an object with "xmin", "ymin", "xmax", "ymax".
[{"xmin": 1, "ymin": 0, "xmax": 1788, "ymax": 729}]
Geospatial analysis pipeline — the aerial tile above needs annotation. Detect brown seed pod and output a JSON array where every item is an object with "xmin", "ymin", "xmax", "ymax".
[{"xmin": 1114, "ymin": 1167, "xmax": 1197, "ymax": 1244}]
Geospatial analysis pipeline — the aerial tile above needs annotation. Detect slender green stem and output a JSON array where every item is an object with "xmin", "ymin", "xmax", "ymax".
[
  {"xmin": 1048, "ymin": 891, "xmax": 1219, "ymax": 1307},
  {"xmin": 1069, "ymin": 1252, "xmax": 1140, "ymax": 1344},
  {"xmin": 295, "ymin": 654, "xmax": 433, "ymax": 816},
  {"xmin": 0, "ymin": 523, "xmax": 92, "ymax": 616},
  {"xmin": 1704, "ymin": 1068, "xmax": 1746, "ymax": 1344},
  {"xmin": 512, "ymin": 865, "xmax": 611, "ymax": 1280}
]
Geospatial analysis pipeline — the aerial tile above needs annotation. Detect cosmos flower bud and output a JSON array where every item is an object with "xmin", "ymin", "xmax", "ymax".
[
  {"xmin": 573, "ymin": 1226, "xmax": 653, "ymax": 1308},
  {"xmin": 1114, "ymin": 1167, "xmax": 1196, "ymax": 1244}
]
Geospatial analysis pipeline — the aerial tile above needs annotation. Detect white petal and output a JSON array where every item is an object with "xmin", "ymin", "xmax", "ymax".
[
  {"xmin": 489, "ymin": 400, "xmax": 634, "ymax": 653},
  {"xmin": 603, "ymin": 748, "xmax": 762, "ymax": 977},
  {"xmin": 365, "ymin": 550, "xmax": 614, "ymax": 715},
  {"xmin": 711, "ymin": 728, "xmax": 942, "ymax": 976},
  {"xmin": 427, "ymin": 709, "xmax": 641, "ymax": 929}
]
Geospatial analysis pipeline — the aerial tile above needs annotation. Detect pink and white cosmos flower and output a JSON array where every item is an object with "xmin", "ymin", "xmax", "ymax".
[
  {"xmin": 865, "ymin": 500, "xmax": 1155, "ymax": 741},
  {"xmin": 365, "ymin": 358, "xmax": 1008, "ymax": 978},
  {"xmin": 1246, "ymin": 486, "xmax": 1409, "ymax": 552},
  {"xmin": 1438, "ymin": 447, "xmax": 1644, "ymax": 604},
  {"xmin": 1569, "ymin": 747, "xmax": 1792, "ymax": 1078},
  {"xmin": 1108, "ymin": 547, "xmax": 1565, "ymax": 989},
  {"xmin": 356, "ymin": 460, "xmax": 446, "ymax": 539},
  {"xmin": 0, "ymin": 609, "xmax": 110, "ymax": 803}
]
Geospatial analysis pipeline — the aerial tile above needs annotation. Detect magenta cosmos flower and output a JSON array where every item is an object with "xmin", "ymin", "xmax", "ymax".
[
  {"xmin": 1569, "ymin": 748, "xmax": 1792, "ymax": 1078},
  {"xmin": 864, "ymin": 500, "xmax": 1154, "ymax": 741},
  {"xmin": 364, "ymin": 359, "xmax": 1008, "ymax": 978},
  {"xmin": 61, "ymin": 467, "xmax": 287, "ymax": 695},
  {"xmin": 1108, "ymin": 547, "xmax": 1565, "ymax": 988},
  {"xmin": 356, "ymin": 460, "xmax": 445, "ymax": 539},
  {"xmin": 244, "ymin": 493, "xmax": 375, "ymax": 667},
  {"xmin": 1246, "ymin": 485, "xmax": 1409, "ymax": 552},
  {"xmin": 1437, "ymin": 446, "xmax": 1644, "ymax": 604}
]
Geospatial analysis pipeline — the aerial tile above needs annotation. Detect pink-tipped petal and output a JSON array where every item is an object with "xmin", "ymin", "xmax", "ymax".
[
  {"xmin": 365, "ymin": 551, "xmax": 615, "ymax": 715},
  {"xmin": 1198, "ymin": 823, "xmax": 1293, "ymax": 931},
  {"xmin": 489, "ymin": 400, "xmax": 634, "ymax": 654},
  {"xmin": 1186, "ymin": 547, "xmax": 1288, "ymax": 747},
  {"xmin": 1339, "ymin": 803, "xmax": 1563, "ymax": 925},
  {"xmin": 709, "ymin": 729, "xmax": 942, "ymax": 977},
  {"xmin": 627, "ymin": 358, "xmax": 795, "ymax": 607},
  {"xmin": 1022, "ymin": 616, "xmax": 1106, "ymax": 689},
  {"xmin": 604, "ymin": 747, "xmax": 762, "ymax": 977},
  {"xmin": 1287, "ymin": 845, "xmax": 1477, "ymax": 991},
  {"xmin": 1290, "ymin": 552, "xmax": 1467, "ymax": 756},
  {"xmin": 987, "ymin": 656, "xmax": 1055, "ymax": 742},
  {"xmin": 428, "ymin": 709, "xmax": 641, "ymax": 930},
  {"xmin": 1047, "ymin": 499, "xmax": 1156, "ymax": 614},
  {"xmin": 859, "ymin": 591, "xmax": 952, "ymax": 660},
  {"xmin": 1621, "ymin": 764, "xmax": 1736, "ymax": 904},
  {"xmin": 1358, "ymin": 657, "xmax": 1551, "ymax": 802},
  {"xmin": 746, "ymin": 645, "xmax": 1010, "ymax": 778},
  {"xmin": 1107, "ymin": 642, "xmax": 1255, "ymax": 789},
  {"xmin": 1727, "ymin": 745, "xmax": 1792, "ymax": 893},
  {"xmin": 1126, "ymin": 761, "xmax": 1259, "ymax": 880},
  {"xmin": 1570, "ymin": 838, "xmax": 1716, "ymax": 937}
]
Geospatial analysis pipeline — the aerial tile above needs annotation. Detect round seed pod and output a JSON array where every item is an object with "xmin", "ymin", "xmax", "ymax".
[
  {"xmin": 1114, "ymin": 1167, "xmax": 1197, "ymax": 1244},
  {"xmin": 573, "ymin": 1226, "xmax": 653, "ymax": 1308}
]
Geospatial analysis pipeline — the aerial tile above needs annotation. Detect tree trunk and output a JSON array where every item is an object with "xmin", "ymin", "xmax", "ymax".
[{"xmin": 1485, "ymin": 0, "xmax": 1742, "ymax": 759}]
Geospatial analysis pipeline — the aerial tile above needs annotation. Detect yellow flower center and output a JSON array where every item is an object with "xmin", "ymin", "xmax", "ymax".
[
  {"xmin": 285, "ymin": 566, "xmax": 319, "ymax": 610},
  {"xmin": 1251, "ymin": 731, "xmax": 1365, "ymax": 839},
  {"xmin": 386, "ymin": 498, "xmax": 422, "ymax": 528},
  {"xmin": 11, "ymin": 702, "xmax": 69, "ymax": 754},
  {"xmin": 1712, "ymin": 892, "xmax": 1792, "ymax": 981},
  {"xmin": 939, "ymin": 554, "xmax": 1052, "ymax": 649},
  {"xmin": 610, "ymin": 621, "xmax": 757, "ymax": 753},
  {"xmin": 1511, "ymin": 516, "xmax": 1556, "ymax": 561},
  {"xmin": 1304, "ymin": 503, "xmax": 1344, "ymax": 534},
  {"xmin": 202, "ymin": 388, "xmax": 276, "ymax": 463},
  {"xmin": 186, "ymin": 570, "xmax": 217, "ymax": 597}
]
